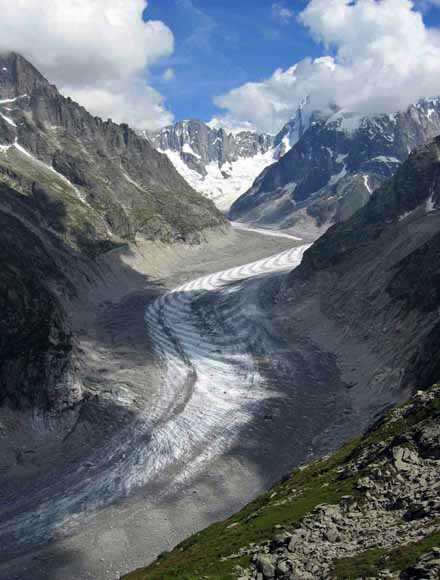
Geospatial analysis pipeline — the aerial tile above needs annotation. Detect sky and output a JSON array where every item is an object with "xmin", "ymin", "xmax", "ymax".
[{"xmin": 1, "ymin": 1, "xmax": 440, "ymax": 134}]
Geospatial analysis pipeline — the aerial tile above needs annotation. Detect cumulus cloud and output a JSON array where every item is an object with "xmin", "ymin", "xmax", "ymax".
[
  {"xmin": 213, "ymin": 0, "xmax": 440, "ymax": 134},
  {"xmin": 0, "ymin": 0, "xmax": 174, "ymax": 129}
]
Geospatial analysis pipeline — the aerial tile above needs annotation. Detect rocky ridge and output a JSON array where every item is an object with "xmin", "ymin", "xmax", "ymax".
[
  {"xmin": 229, "ymin": 98, "xmax": 440, "ymax": 236},
  {"xmin": 0, "ymin": 52, "xmax": 225, "ymax": 253}
]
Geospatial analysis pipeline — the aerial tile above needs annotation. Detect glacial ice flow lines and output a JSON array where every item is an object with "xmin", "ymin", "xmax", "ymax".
[{"xmin": 143, "ymin": 241, "xmax": 309, "ymax": 484}]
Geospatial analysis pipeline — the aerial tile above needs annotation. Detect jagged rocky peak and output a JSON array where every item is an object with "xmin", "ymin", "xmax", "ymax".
[
  {"xmin": 147, "ymin": 119, "xmax": 274, "ymax": 171},
  {"xmin": 0, "ymin": 51, "xmax": 54, "ymax": 99},
  {"xmin": 229, "ymin": 97, "xmax": 440, "ymax": 237},
  {"xmin": 145, "ymin": 109, "xmax": 313, "ymax": 211},
  {"xmin": 272, "ymin": 98, "xmax": 315, "ymax": 157}
]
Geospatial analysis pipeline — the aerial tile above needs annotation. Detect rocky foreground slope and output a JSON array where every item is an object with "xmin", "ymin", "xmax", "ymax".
[
  {"xmin": 230, "ymin": 99, "xmax": 440, "ymax": 237},
  {"xmin": 124, "ymin": 138, "xmax": 440, "ymax": 579},
  {"xmin": 124, "ymin": 385, "xmax": 440, "ymax": 580}
]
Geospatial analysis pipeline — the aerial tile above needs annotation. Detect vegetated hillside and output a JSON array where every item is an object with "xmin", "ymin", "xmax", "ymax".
[
  {"xmin": 0, "ymin": 51, "xmax": 226, "ymax": 414},
  {"xmin": 229, "ymin": 100, "xmax": 440, "ymax": 237},
  {"xmin": 124, "ymin": 138, "xmax": 440, "ymax": 580},
  {"xmin": 124, "ymin": 384, "xmax": 440, "ymax": 580}
]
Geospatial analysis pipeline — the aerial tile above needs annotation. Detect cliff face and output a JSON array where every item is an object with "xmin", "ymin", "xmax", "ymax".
[{"xmin": 0, "ymin": 186, "xmax": 80, "ymax": 412}]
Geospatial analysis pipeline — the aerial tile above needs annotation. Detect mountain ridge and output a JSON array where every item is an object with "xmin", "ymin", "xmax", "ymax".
[
  {"xmin": 229, "ymin": 98, "xmax": 440, "ymax": 237},
  {"xmin": 0, "ymin": 52, "xmax": 226, "ymax": 253}
]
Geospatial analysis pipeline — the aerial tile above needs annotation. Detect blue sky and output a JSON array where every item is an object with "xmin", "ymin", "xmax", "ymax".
[
  {"xmin": 145, "ymin": 0, "xmax": 440, "ymax": 125},
  {"xmin": 145, "ymin": 1, "xmax": 323, "ymax": 122}
]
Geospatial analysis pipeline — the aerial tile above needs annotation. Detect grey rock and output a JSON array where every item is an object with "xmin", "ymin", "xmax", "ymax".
[{"xmin": 254, "ymin": 554, "xmax": 276, "ymax": 578}]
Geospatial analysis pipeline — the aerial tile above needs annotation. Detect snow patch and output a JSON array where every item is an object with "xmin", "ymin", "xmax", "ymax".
[
  {"xmin": 363, "ymin": 174, "xmax": 372, "ymax": 194},
  {"xmin": 182, "ymin": 143, "xmax": 200, "ymax": 158},
  {"xmin": 231, "ymin": 221, "xmax": 302, "ymax": 240},
  {"xmin": 426, "ymin": 191, "xmax": 436, "ymax": 213},
  {"xmin": 0, "ymin": 94, "xmax": 27, "ymax": 105},
  {"xmin": 398, "ymin": 207, "xmax": 418, "ymax": 222},
  {"xmin": 336, "ymin": 153, "xmax": 348, "ymax": 163},
  {"xmin": 0, "ymin": 112, "xmax": 17, "ymax": 127},
  {"xmin": 327, "ymin": 110, "xmax": 363, "ymax": 133},
  {"xmin": 372, "ymin": 156, "xmax": 400, "ymax": 164}
]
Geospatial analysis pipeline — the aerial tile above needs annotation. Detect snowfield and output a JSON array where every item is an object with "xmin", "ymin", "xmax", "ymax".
[{"xmin": 161, "ymin": 147, "xmax": 277, "ymax": 211}]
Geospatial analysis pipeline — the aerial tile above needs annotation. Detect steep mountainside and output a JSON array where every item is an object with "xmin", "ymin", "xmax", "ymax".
[
  {"xmin": 0, "ymin": 52, "xmax": 225, "ymax": 414},
  {"xmin": 146, "ymin": 108, "xmax": 311, "ymax": 211},
  {"xmin": 273, "ymin": 137, "xmax": 440, "ymax": 411},
  {"xmin": 230, "ymin": 100, "xmax": 440, "ymax": 236},
  {"xmin": 0, "ymin": 52, "xmax": 225, "ymax": 254},
  {"xmin": 124, "ymin": 138, "xmax": 440, "ymax": 580}
]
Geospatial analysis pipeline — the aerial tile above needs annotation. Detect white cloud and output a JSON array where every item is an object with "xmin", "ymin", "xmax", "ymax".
[
  {"xmin": 272, "ymin": 3, "xmax": 295, "ymax": 24},
  {"xmin": 162, "ymin": 68, "xmax": 176, "ymax": 82},
  {"xmin": 0, "ymin": 0, "xmax": 174, "ymax": 129},
  {"xmin": 213, "ymin": 0, "xmax": 440, "ymax": 134}
]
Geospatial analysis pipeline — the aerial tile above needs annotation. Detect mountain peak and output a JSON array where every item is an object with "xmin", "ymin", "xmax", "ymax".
[{"xmin": 0, "ymin": 52, "xmax": 54, "ymax": 100}]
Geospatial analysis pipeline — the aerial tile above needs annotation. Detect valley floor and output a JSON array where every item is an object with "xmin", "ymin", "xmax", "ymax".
[{"xmin": 0, "ymin": 225, "xmax": 400, "ymax": 580}]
